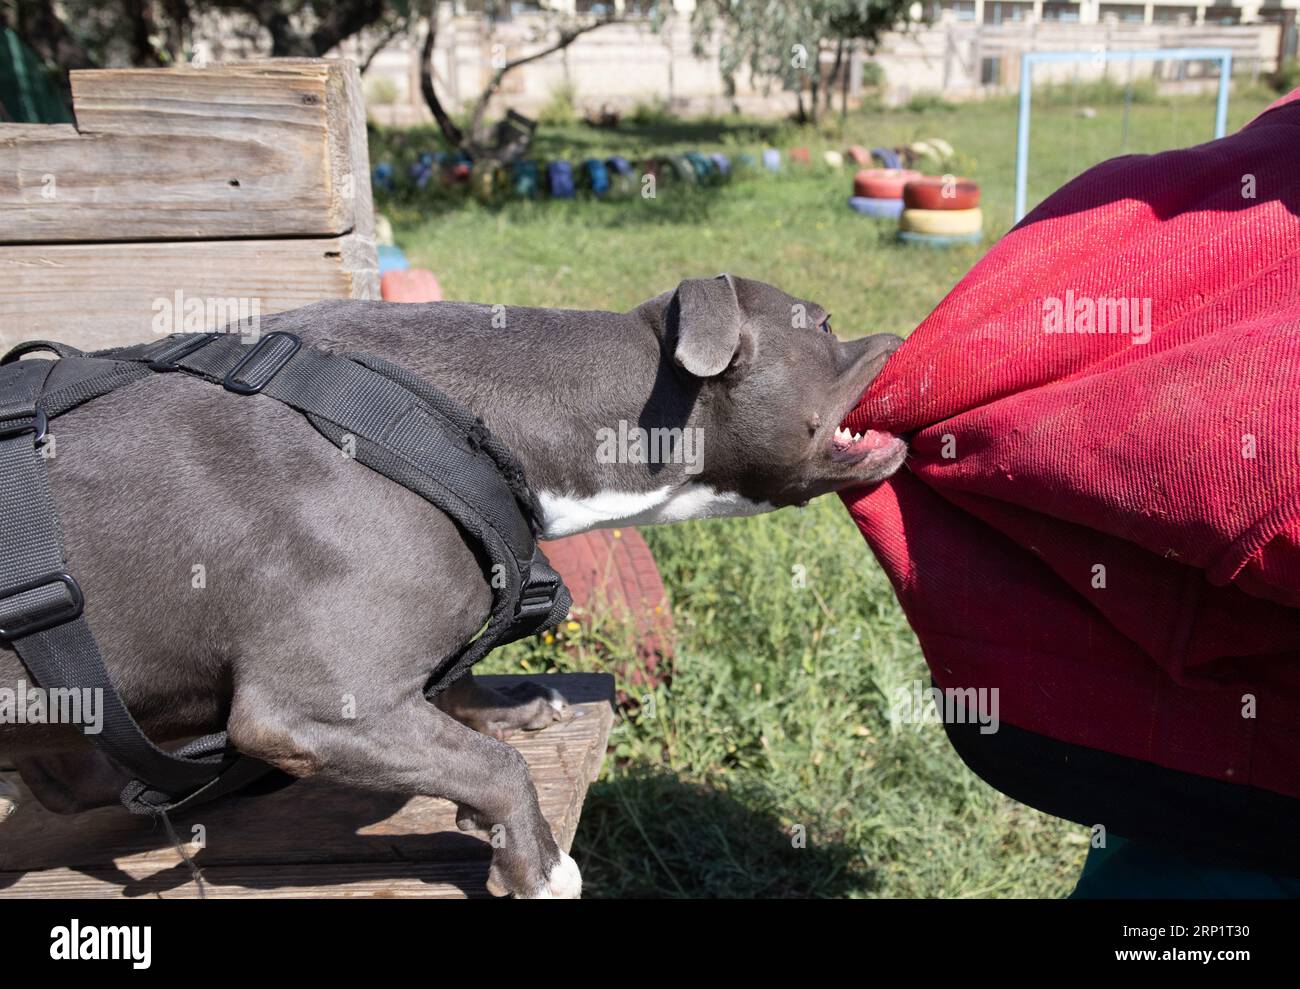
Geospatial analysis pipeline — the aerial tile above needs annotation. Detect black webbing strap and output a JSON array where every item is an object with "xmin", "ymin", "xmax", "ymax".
[
  {"xmin": 0, "ymin": 331, "xmax": 570, "ymax": 817},
  {"xmin": 0, "ymin": 359, "xmax": 250, "ymax": 815},
  {"xmin": 119, "ymin": 331, "xmax": 571, "ymax": 684}
]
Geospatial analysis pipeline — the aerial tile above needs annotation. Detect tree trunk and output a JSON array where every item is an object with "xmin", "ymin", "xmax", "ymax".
[
  {"xmin": 418, "ymin": 7, "xmax": 622, "ymax": 161},
  {"xmin": 419, "ymin": 2, "xmax": 467, "ymax": 151},
  {"xmin": 827, "ymin": 39, "xmax": 845, "ymax": 117},
  {"xmin": 841, "ymin": 42, "xmax": 853, "ymax": 118}
]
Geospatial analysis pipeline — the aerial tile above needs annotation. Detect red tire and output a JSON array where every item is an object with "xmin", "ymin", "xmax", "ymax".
[
  {"xmin": 903, "ymin": 176, "xmax": 981, "ymax": 210},
  {"xmin": 539, "ymin": 528, "xmax": 674, "ymax": 693},
  {"xmin": 380, "ymin": 268, "xmax": 443, "ymax": 303},
  {"xmin": 853, "ymin": 168, "xmax": 922, "ymax": 199},
  {"xmin": 789, "ymin": 146, "xmax": 811, "ymax": 165}
]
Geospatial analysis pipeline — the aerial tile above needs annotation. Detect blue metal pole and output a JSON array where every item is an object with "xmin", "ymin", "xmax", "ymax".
[
  {"xmin": 1015, "ymin": 53, "xmax": 1034, "ymax": 223},
  {"xmin": 1215, "ymin": 53, "xmax": 1232, "ymax": 138}
]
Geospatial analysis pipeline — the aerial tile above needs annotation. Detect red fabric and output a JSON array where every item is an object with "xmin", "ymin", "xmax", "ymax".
[{"xmin": 841, "ymin": 90, "xmax": 1300, "ymax": 799}]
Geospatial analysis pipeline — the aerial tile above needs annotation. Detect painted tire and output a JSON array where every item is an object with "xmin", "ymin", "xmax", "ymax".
[
  {"xmin": 666, "ymin": 155, "xmax": 697, "ymax": 184},
  {"xmin": 547, "ymin": 160, "xmax": 576, "ymax": 198},
  {"xmin": 926, "ymin": 137, "xmax": 954, "ymax": 158},
  {"xmin": 510, "ymin": 160, "xmax": 540, "ymax": 199},
  {"xmin": 854, "ymin": 168, "xmax": 922, "ymax": 199},
  {"xmin": 847, "ymin": 195, "xmax": 905, "ymax": 219},
  {"xmin": 684, "ymin": 151, "xmax": 714, "ymax": 183},
  {"xmin": 582, "ymin": 158, "xmax": 611, "ymax": 196},
  {"xmin": 898, "ymin": 207, "xmax": 983, "ymax": 236},
  {"xmin": 380, "ymin": 268, "xmax": 443, "ymax": 303},
  {"xmin": 823, "ymin": 150, "xmax": 844, "ymax": 169},
  {"xmin": 762, "ymin": 148, "xmax": 782, "ymax": 171},
  {"xmin": 903, "ymin": 176, "xmax": 981, "ymax": 210},
  {"xmin": 789, "ymin": 146, "xmax": 811, "ymax": 165},
  {"xmin": 470, "ymin": 160, "xmax": 504, "ymax": 204},
  {"xmin": 606, "ymin": 155, "xmax": 635, "ymax": 177},
  {"xmin": 871, "ymin": 147, "xmax": 901, "ymax": 170},
  {"xmin": 845, "ymin": 144, "xmax": 872, "ymax": 165},
  {"xmin": 897, "ymin": 229, "xmax": 983, "ymax": 247},
  {"xmin": 539, "ymin": 528, "xmax": 674, "ymax": 693}
]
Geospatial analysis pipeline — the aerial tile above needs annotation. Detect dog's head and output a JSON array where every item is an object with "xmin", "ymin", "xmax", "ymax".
[{"xmin": 642, "ymin": 273, "xmax": 906, "ymax": 509}]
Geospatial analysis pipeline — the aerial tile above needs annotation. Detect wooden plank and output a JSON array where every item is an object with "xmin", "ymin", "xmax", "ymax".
[
  {"xmin": 0, "ymin": 60, "xmax": 371, "ymax": 244},
  {"xmin": 0, "ymin": 233, "xmax": 380, "ymax": 353},
  {"xmin": 0, "ymin": 863, "xmax": 495, "ymax": 900},
  {"xmin": 0, "ymin": 674, "xmax": 614, "ymax": 899}
]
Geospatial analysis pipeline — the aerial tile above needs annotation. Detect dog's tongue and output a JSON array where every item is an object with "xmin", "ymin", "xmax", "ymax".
[
  {"xmin": 829, "ymin": 424, "xmax": 901, "ymax": 464},
  {"xmin": 832, "ymin": 426, "xmax": 895, "ymax": 453}
]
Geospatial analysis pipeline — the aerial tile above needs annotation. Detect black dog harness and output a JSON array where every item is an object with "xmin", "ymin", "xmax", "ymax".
[{"xmin": 0, "ymin": 330, "xmax": 570, "ymax": 816}]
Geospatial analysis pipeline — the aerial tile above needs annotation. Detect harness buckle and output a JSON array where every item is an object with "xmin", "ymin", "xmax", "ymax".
[
  {"xmin": 147, "ymin": 333, "xmax": 219, "ymax": 372},
  {"xmin": 0, "ymin": 572, "xmax": 84, "ymax": 639},
  {"xmin": 0, "ymin": 407, "xmax": 47, "ymax": 445},
  {"xmin": 515, "ymin": 571, "xmax": 561, "ymax": 621},
  {"xmin": 223, "ymin": 332, "xmax": 302, "ymax": 395}
]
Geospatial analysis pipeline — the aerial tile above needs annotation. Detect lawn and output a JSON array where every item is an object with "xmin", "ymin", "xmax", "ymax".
[{"xmin": 372, "ymin": 84, "xmax": 1277, "ymax": 898}]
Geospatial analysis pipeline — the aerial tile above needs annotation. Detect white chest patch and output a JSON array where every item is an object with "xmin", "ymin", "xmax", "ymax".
[{"xmin": 536, "ymin": 484, "xmax": 774, "ymax": 538}]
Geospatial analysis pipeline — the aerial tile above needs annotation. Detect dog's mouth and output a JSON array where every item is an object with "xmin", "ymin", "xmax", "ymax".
[
  {"xmin": 829, "ymin": 424, "xmax": 906, "ymax": 467},
  {"xmin": 830, "ymin": 424, "xmax": 899, "ymax": 462}
]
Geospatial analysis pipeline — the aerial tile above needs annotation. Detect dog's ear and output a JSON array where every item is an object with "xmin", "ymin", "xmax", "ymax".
[{"xmin": 670, "ymin": 274, "xmax": 745, "ymax": 378}]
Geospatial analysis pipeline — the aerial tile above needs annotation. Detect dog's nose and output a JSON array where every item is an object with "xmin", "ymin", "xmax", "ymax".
[{"xmin": 837, "ymin": 333, "xmax": 903, "ymax": 375}]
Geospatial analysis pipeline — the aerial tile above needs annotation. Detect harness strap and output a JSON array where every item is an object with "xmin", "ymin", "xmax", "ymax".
[{"xmin": 1, "ymin": 331, "xmax": 570, "ymax": 817}]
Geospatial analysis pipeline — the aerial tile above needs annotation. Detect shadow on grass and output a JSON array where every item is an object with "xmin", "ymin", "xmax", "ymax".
[{"xmin": 573, "ymin": 769, "xmax": 877, "ymax": 898}]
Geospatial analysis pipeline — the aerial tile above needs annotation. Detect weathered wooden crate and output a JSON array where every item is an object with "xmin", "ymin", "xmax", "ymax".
[
  {"xmin": 0, "ymin": 674, "xmax": 614, "ymax": 899},
  {"xmin": 0, "ymin": 59, "xmax": 379, "ymax": 353}
]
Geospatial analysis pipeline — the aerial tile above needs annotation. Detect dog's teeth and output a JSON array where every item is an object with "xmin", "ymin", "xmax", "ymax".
[{"xmin": 853, "ymin": 432, "xmax": 862, "ymax": 442}]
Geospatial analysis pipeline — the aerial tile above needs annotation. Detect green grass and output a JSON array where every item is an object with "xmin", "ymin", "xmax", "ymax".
[{"xmin": 374, "ymin": 87, "xmax": 1273, "ymax": 898}]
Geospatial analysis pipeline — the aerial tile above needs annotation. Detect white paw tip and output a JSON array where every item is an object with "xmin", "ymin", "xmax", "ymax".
[
  {"xmin": 522, "ymin": 851, "xmax": 583, "ymax": 899},
  {"xmin": 545, "ymin": 688, "xmax": 567, "ymax": 714}
]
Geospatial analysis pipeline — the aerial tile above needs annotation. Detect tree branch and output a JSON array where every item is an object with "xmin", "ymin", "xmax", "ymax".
[
  {"xmin": 358, "ymin": 13, "xmax": 408, "ymax": 74},
  {"xmin": 467, "ymin": 15, "xmax": 621, "ymax": 144}
]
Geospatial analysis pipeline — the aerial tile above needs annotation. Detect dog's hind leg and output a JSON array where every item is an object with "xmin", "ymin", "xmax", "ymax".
[
  {"xmin": 226, "ymin": 688, "xmax": 580, "ymax": 898},
  {"xmin": 434, "ymin": 672, "xmax": 574, "ymax": 740},
  {"xmin": 11, "ymin": 751, "xmax": 126, "ymax": 814},
  {"xmin": 0, "ymin": 777, "xmax": 20, "ymax": 821}
]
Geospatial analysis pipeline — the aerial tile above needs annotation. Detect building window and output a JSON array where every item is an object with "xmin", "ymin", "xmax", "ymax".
[
  {"xmin": 929, "ymin": 1, "xmax": 978, "ymax": 21},
  {"xmin": 1098, "ymin": 3, "xmax": 1145, "ymax": 22},
  {"xmin": 1041, "ymin": 2, "xmax": 1082, "ymax": 22},
  {"xmin": 1150, "ymin": 5, "xmax": 1198, "ymax": 22},
  {"xmin": 981, "ymin": 56, "xmax": 1003, "ymax": 84},
  {"xmin": 984, "ymin": 1, "xmax": 1033, "ymax": 24}
]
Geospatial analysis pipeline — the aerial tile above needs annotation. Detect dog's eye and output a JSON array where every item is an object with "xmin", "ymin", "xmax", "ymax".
[{"xmin": 819, "ymin": 318, "xmax": 833, "ymax": 334}]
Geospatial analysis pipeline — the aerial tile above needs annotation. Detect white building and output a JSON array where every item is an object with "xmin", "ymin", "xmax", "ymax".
[{"xmin": 312, "ymin": 0, "xmax": 1299, "ymax": 121}]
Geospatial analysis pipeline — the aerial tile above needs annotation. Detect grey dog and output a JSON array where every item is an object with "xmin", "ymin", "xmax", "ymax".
[{"xmin": 0, "ymin": 274, "xmax": 904, "ymax": 897}]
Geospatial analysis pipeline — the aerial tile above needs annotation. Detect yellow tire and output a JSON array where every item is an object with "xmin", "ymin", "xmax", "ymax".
[{"xmin": 899, "ymin": 207, "xmax": 983, "ymax": 236}]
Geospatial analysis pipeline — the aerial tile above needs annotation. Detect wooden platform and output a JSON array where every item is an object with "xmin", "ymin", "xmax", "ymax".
[
  {"xmin": 0, "ymin": 59, "xmax": 379, "ymax": 354},
  {"xmin": 0, "ymin": 674, "xmax": 614, "ymax": 899}
]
